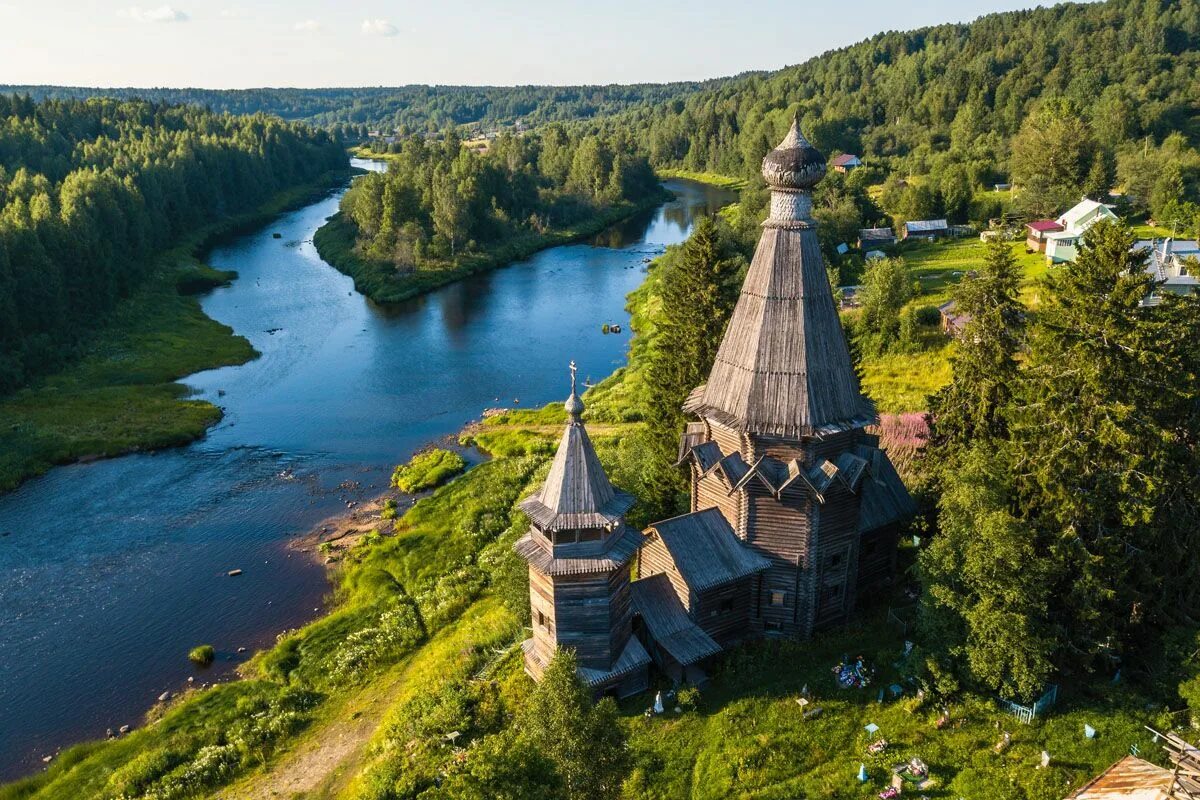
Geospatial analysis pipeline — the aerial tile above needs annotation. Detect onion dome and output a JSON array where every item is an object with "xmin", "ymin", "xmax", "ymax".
[{"xmin": 761, "ymin": 115, "xmax": 826, "ymax": 190}]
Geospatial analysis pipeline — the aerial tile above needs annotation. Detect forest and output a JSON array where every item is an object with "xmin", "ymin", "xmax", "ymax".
[
  {"xmin": 0, "ymin": 95, "xmax": 346, "ymax": 394},
  {"xmin": 323, "ymin": 126, "xmax": 662, "ymax": 300},
  {"xmin": 0, "ymin": 82, "xmax": 730, "ymax": 138},
  {"xmin": 586, "ymin": 0, "xmax": 1200, "ymax": 236}
]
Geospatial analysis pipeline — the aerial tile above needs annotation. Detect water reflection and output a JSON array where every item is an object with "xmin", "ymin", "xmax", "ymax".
[{"xmin": 0, "ymin": 169, "xmax": 736, "ymax": 779}]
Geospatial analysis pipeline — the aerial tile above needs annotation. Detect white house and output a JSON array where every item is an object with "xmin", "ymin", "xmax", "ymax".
[
  {"xmin": 1133, "ymin": 238, "xmax": 1200, "ymax": 305},
  {"xmin": 1044, "ymin": 198, "xmax": 1120, "ymax": 264}
]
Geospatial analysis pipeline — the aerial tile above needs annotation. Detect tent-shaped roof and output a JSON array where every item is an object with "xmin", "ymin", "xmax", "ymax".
[
  {"xmin": 684, "ymin": 222, "xmax": 875, "ymax": 437},
  {"xmin": 520, "ymin": 365, "xmax": 634, "ymax": 531},
  {"xmin": 645, "ymin": 507, "xmax": 770, "ymax": 592},
  {"xmin": 685, "ymin": 121, "xmax": 874, "ymax": 438},
  {"xmin": 631, "ymin": 574, "xmax": 722, "ymax": 666}
]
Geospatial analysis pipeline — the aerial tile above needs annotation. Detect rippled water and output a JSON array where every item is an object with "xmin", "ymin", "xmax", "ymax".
[{"xmin": 0, "ymin": 163, "xmax": 735, "ymax": 778}]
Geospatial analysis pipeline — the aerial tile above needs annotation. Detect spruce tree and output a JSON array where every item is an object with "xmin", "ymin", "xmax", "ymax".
[
  {"xmin": 1009, "ymin": 219, "xmax": 1200, "ymax": 665},
  {"xmin": 641, "ymin": 216, "xmax": 742, "ymax": 516},
  {"xmin": 927, "ymin": 235, "xmax": 1023, "ymax": 460}
]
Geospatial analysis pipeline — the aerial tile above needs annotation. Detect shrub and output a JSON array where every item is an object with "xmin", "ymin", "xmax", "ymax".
[
  {"xmin": 189, "ymin": 645, "xmax": 215, "ymax": 666},
  {"xmin": 677, "ymin": 685, "xmax": 702, "ymax": 711},
  {"xmin": 912, "ymin": 304, "xmax": 942, "ymax": 326},
  {"xmin": 380, "ymin": 498, "xmax": 398, "ymax": 520},
  {"xmin": 392, "ymin": 448, "xmax": 467, "ymax": 493},
  {"xmin": 331, "ymin": 599, "xmax": 425, "ymax": 683}
]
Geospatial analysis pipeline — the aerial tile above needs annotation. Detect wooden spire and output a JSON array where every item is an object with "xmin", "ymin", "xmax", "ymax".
[
  {"xmin": 520, "ymin": 362, "xmax": 635, "ymax": 531},
  {"xmin": 685, "ymin": 117, "xmax": 874, "ymax": 438}
]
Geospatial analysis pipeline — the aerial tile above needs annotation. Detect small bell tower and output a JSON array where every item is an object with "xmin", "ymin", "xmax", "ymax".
[{"xmin": 515, "ymin": 362, "xmax": 650, "ymax": 697}]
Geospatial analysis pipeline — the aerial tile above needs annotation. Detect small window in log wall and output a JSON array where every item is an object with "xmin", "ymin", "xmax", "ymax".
[
  {"xmin": 537, "ymin": 610, "xmax": 546, "ymax": 627},
  {"xmin": 720, "ymin": 598, "xmax": 735, "ymax": 613},
  {"xmin": 769, "ymin": 591, "xmax": 786, "ymax": 607},
  {"xmin": 828, "ymin": 552, "xmax": 843, "ymax": 568}
]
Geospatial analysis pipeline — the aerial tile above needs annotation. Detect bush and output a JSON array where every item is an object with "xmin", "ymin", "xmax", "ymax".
[
  {"xmin": 912, "ymin": 304, "xmax": 942, "ymax": 326},
  {"xmin": 189, "ymin": 645, "xmax": 215, "ymax": 666},
  {"xmin": 380, "ymin": 498, "xmax": 398, "ymax": 520},
  {"xmin": 392, "ymin": 448, "xmax": 467, "ymax": 493}
]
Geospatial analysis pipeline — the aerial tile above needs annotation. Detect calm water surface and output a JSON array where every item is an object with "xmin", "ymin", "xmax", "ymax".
[{"xmin": 0, "ymin": 162, "xmax": 734, "ymax": 779}]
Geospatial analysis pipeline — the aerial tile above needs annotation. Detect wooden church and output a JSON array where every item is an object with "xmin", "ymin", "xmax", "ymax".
[{"xmin": 516, "ymin": 118, "xmax": 914, "ymax": 696}]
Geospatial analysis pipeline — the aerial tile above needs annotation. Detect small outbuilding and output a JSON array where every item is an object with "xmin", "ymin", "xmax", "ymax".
[
  {"xmin": 903, "ymin": 219, "xmax": 949, "ymax": 241},
  {"xmin": 858, "ymin": 227, "xmax": 895, "ymax": 249},
  {"xmin": 1025, "ymin": 220, "xmax": 1064, "ymax": 252},
  {"xmin": 938, "ymin": 300, "xmax": 970, "ymax": 337}
]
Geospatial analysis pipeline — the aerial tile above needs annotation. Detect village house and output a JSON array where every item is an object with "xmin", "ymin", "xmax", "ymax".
[
  {"xmin": 1045, "ymin": 198, "xmax": 1120, "ymax": 264},
  {"xmin": 858, "ymin": 227, "xmax": 895, "ymax": 249},
  {"xmin": 903, "ymin": 219, "xmax": 950, "ymax": 241},
  {"xmin": 831, "ymin": 153, "xmax": 862, "ymax": 173},
  {"xmin": 1134, "ymin": 238, "xmax": 1200, "ymax": 305},
  {"xmin": 517, "ymin": 120, "xmax": 914, "ymax": 696},
  {"xmin": 1025, "ymin": 219, "xmax": 1065, "ymax": 252}
]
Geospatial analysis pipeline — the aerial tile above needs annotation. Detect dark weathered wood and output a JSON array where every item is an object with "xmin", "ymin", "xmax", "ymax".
[
  {"xmin": 516, "ymin": 379, "xmax": 649, "ymax": 695},
  {"xmin": 523, "ymin": 122, "xmax": 918, "ymax": 697}
]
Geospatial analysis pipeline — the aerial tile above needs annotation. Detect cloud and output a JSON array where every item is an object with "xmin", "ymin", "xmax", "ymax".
[
  {"xmin": 293, "ymin": 19, "xmax": 320, "ymax": 32},
  {"xmin": 120, "ymin": 5, "xmax": 189, "ymax": 23},
  {"xmin": 219, "ymin": 7, "xmax": 247, "ymax": 18},
  {"xmin": 361, "ymin": 18, "xmax": 398, "ymax": 37}
]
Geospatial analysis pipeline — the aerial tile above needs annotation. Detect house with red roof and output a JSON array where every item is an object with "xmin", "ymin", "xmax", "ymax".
[
  {"xmin": 831, "ymin": 153, "xmax": 862, "ymax": 173},
  {"xmin": 1025, "ymin": 219, "xmax": 1064, "ymax": 252}
]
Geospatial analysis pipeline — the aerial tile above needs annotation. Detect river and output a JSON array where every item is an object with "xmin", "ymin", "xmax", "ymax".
[{"xmin": 0, "ymin": 161, "xmax": 736, "ymax": 779}]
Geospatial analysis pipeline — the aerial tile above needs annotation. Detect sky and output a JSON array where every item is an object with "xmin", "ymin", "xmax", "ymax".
[{"xmin": 0, "ymin": 0, "xmax": 1048, "ymax": 89}]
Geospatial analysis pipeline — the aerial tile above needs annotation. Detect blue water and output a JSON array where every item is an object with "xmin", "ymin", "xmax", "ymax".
[{"xmin": 0, "ymin": 162, "xmax": 734, "ymax": 778}]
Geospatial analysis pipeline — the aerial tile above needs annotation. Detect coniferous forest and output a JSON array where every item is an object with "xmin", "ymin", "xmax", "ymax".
[
  {"xmin": 326, "ymin": 126, "xmax": 661, "ymax": 301},
  {"xmin": 0, "ymin": 96, "xmax": 345, "ymax": 393}
]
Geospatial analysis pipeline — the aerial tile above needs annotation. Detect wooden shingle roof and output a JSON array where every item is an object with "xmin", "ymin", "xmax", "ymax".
[
  {"xmin": 646, "ymin": 508, "xmax": 771, "ymax": 592},
  {"xmin": 1066, "ymin": 755, "xmax": 1170, "ymax": 799},
  {"xmin": 575, "ymin": 636, "xmax": 652, "ymax": 688},
  {"xmin": 631, "ymin": 574, "xmax": 722, "ymax": 666},
  {"xmin": 514, "ymin": 525, "xmax": 644, "ymax": 575},
  {"xmin": 520, "ymin": 370, "xmax": 634, "ymax": 531},
  {"xmin": 854, "ymin": 445, "xmax": 917, "ymax": 533},
  {"xmin": 684, "ymin": 183, "xmax": 875, "ymax": 437}
]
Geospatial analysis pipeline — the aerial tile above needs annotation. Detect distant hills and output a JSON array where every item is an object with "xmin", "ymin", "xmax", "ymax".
[{"xmin": 0, "ymin": 81, "xmax": 741, "ymax": 134}]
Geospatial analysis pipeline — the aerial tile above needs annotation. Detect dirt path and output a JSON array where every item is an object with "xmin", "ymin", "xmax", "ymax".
[{"xmin": 216, "ymin": 661, "xmax": 411, "ymax": 800}]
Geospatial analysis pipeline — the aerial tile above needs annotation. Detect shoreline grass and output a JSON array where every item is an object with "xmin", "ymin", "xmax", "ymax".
[
  {"xmin": 0, "ymin": 167, "xmax": 353, "ymax": 494},
  {"xmin": 654, "ymin": 168, "xmax": 749, "ymax": 191}
]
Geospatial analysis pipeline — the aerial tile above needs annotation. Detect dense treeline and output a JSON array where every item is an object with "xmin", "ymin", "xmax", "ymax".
[
  {"xmin": 920, "ymin": 221, "xmax": 1200, "ymax": 700},
  {"xmin": 341, "ymin": 126, "xmax": 660, "ymax": 268},
  {"xmin": 0, "ymin": 95, "xmax": 345, "ymax": 392},
  {"xmin": 0, "ymin": 82, "xmax": 731, "ymax": 138},
  {"xmin": 598, "ymin": 0, "xmax": 1200, "ymax": 228}
]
